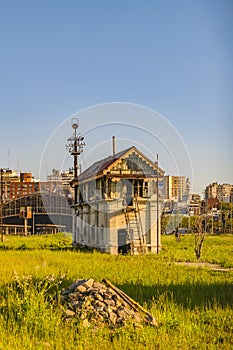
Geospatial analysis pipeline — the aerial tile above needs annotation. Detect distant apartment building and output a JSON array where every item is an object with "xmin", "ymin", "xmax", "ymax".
[
  {"xmin": 205, "ymin": 197, "xmax": 220, "ymax": 211},
  {"xmin": 205, "ymin": 182, "xmax": 218, "ymax": 199},
  {"xmin": 0, "ymin": 168, "xmax": 20, "ymax": 201},
  {"xmin": 9, "ymin": 172, "xmax": 37, "ymax": 198},
  {"xmin": 0, "ymin": 167, "xmax": 75, "ymax": 201},
  {"xmin": 20, "ymin": 172, "xmax": 34, "ymax": 182},
  {"xmin": 0, "ymin": 169, "xmax": 38, "ymax": 200},
  {"xmin": 10, "ymin": 181, "xmax": 38, "ymax": 198},
  {"xmin": 9, "ymin": 172, "xmax": 57, "ymax": 199},
  {"xmin": 0, "ymin": 168, "xmax": 66, "ymax": 200},
  {"xmin": 205, "ymin": 182, "xmax": 233, "ymax": 202},
  {"xmin": 188, "ymin": 194, "xmax": 201, "ymax": 215},
  {"xmin": 47, "ymin": 168, "xmax": 74, "ymax": 198},
  {"xmin": 47, "ymin": 168, "xmax": 74, "ymax": 186},
  {"xmin": 163, "ymin": 175, "xmax": 189, "ymax": 202}
]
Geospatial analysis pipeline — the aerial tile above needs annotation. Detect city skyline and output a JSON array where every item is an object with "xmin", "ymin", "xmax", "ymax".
[{"xmin": 0, "ymin": 1, "xmax": 232, "ymax": 194}]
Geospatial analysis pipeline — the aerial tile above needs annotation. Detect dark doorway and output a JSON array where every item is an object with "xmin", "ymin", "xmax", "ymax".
[{"xmin": 118, "ymin": 229, "xmax": 130, "ymax": 254}]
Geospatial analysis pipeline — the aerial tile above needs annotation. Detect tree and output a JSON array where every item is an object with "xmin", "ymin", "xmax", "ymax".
[
  {"xmin": 221, "ymin": 202, "xmax": 233, "ymax": 233},
  {"xmin": 193, "ymin": 217, "xmax": 205, "ymax": 260},
  {"xmin": 160, "ymin": 214, "xmax": 170, "ymax": 234},
  {"xmin": 221, "ymin": 201, "xmax": 232, "ymax": 211}
]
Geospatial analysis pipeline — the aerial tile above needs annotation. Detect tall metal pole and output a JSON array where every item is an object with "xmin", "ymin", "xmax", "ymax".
[
  {"xmin": 32, "ymin": 211, "xmax": 35, "ymax": 235},
  {"xmin": 66, "ymin": 119, "xmax": 85, "ymax": 244},
  {"xmin": 72, "ymin": 133, "xmax": 78, "ymax": 244},
  {"xmin": 231, "ymin": 197, "xmax": 232, "ymax": 233},
  {"xmin": 204, "ymin": 200, "xmax": 206, "ymax": 234},
  {"xmin": 0, "ymin": 169, "xmax": 3, "ymax": 242},
  {"xmin": 220, "ymin": 200, "xmax": 222, "ymax": 233},
  {"xmin": 73, "ymin": 130, "xmax": 78, "ymax": 206},
  {"xmin": 211, "ymin": 206, "xmax": 214, "ymax": 234},
  {"xmin": 156, "ymin": 153, "xmax": 159, "ymax": 253}
]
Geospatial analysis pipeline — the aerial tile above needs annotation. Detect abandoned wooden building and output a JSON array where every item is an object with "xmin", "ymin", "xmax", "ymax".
[{"xmin": 72, "ymin": 146, "xmax": 164, "ymax": 254}]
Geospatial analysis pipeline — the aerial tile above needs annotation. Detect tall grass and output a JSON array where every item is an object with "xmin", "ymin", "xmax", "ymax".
[{"xmin": 0, "ymin": 233, "xmax": 232, "ymax": 349}]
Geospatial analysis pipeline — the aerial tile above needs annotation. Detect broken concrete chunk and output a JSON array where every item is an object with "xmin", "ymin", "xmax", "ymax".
[
  {"xmin": 104, "ymin": 298, "xmax": 116, "ymax": 307},
  {"xmin": 93, "ymin": 281, "xmax": 106, "ymax": 289},
  {"xmin": 76, "ymin": 285, "xmax": 87, "ymax": 293},
  {"xmin": 109, "ymin": 311, "xmax": 117, "ymax": 325},
  {"xmin": 82, "ymin": 278, "xmax": 94, "ymax": 289},
  {"xmin": 65, "ymin": 309, "xmax": 75, "ymax": 317},
  {"xmin": 95, "ymin": 293, "xmax": 104, "ymax": 302}
]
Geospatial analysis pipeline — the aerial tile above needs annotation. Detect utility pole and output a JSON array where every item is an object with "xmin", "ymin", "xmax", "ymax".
[
  {"xmin": 211, "ymin": 206, "xmax": 214, "ymax": 234},
  {"xmin": 156, "ymin": 153, "xmax": 159, "ymax": 254},
  {"xmin": 231, "ymin": 197, "xmax": 232, "ymax": 233},
  {"xmin": 0, "ymin": 169, "xmax": 3, "ymax": 242},
  {"xmin": 32, "ymin": 211, "xmax": 35, "ymax": 235},
  {"xmin": 66, "ymin": 118, "xmax": 85, "ymax": 244}
]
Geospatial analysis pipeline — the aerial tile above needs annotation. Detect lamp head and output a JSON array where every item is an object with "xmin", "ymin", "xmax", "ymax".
[{"xmin": 71, "ymin": 118, "xmax": 79, "ymax": 130}]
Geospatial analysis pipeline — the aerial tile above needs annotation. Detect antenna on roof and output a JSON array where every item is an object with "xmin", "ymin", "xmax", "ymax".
[
  {"xmin": 112, "ymin": 136, "xmax": 116, "ymax": 158},
  {"xmin": 8, "ymin": 150, "xmax": 10, "ymax": 168}
]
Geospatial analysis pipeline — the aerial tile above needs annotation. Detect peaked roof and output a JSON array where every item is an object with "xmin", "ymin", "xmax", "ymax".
[
  {"xmin": 75, "ymin": 146, "xmax": 164, "ymax": 184},
  {"xmin": 78, "ymin": 147, "xmax": 132, "ymax": 182}
]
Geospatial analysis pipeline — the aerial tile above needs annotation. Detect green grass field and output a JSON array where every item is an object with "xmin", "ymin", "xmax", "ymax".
[{"xmin": 0, "ymin": 233, "xmax": 232, "ymax": 349}]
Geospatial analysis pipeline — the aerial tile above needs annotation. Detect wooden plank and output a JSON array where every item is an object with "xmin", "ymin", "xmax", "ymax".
[{"xmin": 102, "ymin": 278, "xmax": 159, "ymax": 326}]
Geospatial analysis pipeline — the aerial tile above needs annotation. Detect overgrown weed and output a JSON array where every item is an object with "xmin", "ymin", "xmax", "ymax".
[{"xmin": 0, "ymin": 234, "xmax": 232, "ymax": 349}]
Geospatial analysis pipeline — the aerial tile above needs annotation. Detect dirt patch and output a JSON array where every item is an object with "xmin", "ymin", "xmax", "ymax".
[{"xmin": 175, "ymin": 262, "xmax": 233, "ymax": 272}]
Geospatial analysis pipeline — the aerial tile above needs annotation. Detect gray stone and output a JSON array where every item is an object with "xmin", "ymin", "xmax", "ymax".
[
  {"xmin": 95, "ymin": 293, "xmax": 104, "ymax": 302},
  {"xmin": 82, "ymin": 278, "xmax": 94, "ymax": 289},
  {"xmin": 87, "ymin": 287, "xmax": 99, "ymax": 294},
  {"xmin": 104, "ymin": 298, "xmax": 115, "ymax": 307},
  {"xmin": 76, "ymin": 285, "xmax": 87, "ymax": 293},
  {"xmin": 95, "ymin": 300, "xmax": 105, "ymax": 308},
  {"xmin": 109, "ymin": 311, "xmax": 117, "ymax": 325},
  {"xmin": 65, "ymin": 309, "xmax": 75, "ymax": 317},
  {"xmin": 93, "ymin": 281, "xmax": 106, "ymax": 289},
  {"xmin": 68, "ymin": 293, "xmax": 79, "ymax": 299}
]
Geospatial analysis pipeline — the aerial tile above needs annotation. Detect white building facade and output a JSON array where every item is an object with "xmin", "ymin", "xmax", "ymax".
[{"xmin": 72, "ymin": 147, "xmax": 164, "ymax": 254}]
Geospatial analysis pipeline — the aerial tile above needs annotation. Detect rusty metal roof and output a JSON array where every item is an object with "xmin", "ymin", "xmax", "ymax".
[{"xmin": 78, "ymin": 147, "xmax": 133, "ymax": 182}]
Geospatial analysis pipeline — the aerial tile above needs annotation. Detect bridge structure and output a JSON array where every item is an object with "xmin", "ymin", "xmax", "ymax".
[{"xmin": 1, "ymin": 192, "xmax": 73, "ymax": 235}]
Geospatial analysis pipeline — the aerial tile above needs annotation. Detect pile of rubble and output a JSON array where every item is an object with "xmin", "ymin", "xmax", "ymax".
[{"xmin": 60, "ymin": 278, "xmax": 158, "ymax": 328}]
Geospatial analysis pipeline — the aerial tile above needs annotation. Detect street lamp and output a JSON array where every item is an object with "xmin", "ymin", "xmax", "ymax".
[{"xmin": 66, "ymin": 118, "xmax": 85, "ymax": 243}]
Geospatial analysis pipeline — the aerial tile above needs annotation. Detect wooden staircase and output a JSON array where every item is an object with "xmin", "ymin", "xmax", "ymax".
[{"xmin": 124, "ymin": 196, "xmax": 145, "ymax": 254}]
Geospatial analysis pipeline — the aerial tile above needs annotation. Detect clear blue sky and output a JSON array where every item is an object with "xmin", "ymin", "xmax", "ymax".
[{"xmin": 0, "ymin": 0, "xmax": 232, "ymax": 194}]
